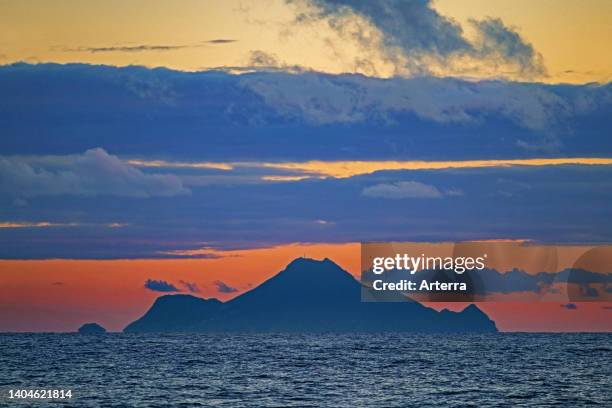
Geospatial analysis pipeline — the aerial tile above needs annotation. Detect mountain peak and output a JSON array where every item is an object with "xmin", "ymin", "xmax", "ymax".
[
  {"xmin": 285, "ymin": 257, "xmax": 336, "ymax": 268},
  {"xmin": 274, "ymin": 257, "xmax": 356, "ymax": 289}
]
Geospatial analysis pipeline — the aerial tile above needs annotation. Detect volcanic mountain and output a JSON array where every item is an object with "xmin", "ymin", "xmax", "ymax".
[{"xmin": 124, "ymin": 258, "xmax": 497, "ymax": 333}]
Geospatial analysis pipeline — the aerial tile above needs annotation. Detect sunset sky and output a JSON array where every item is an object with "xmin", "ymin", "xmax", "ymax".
[
  {"xmin": 2, "ymin": 0, "xmax": 611, "ymax": 82},
  {"xmin": 0, "ymin": 0, "xmax": 611, "ymax": 332}
]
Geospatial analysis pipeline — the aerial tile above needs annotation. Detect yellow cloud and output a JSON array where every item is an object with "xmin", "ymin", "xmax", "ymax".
[
  {"xmin": 129, "ymin": 157, "xmax": 612, "ymax": 180},
  {"xmin": 261, "ymin": 157, "xmax": 612, "ymax": 179},
  {"xmin": 127, "ymin": 159, "xmax": 233, "ymax": 171}
]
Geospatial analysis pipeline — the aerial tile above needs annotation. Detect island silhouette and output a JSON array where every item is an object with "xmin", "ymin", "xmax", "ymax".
[
  {"xmin": 124, "ymin": 258, "xmax": 497, "ymax": 333},
  {"xmin": 78, "ymin": 322, "xmax": 107, "ymax": 334}
]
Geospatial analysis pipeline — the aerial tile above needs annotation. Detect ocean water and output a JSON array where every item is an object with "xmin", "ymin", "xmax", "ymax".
[{"xmin": 0, "ymin": 333, "xmax": 610, "ymax": 407}]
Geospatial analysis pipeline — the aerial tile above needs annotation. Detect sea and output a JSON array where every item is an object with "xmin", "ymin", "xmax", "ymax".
[{"xmin": 0, "ymin": 333, "xmax": 610, "ymax": 407}]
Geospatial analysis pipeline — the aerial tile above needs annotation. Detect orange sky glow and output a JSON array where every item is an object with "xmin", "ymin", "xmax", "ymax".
[{"xmin": 1, "ymin": 242, "xmax": 610, "ymax": 332}]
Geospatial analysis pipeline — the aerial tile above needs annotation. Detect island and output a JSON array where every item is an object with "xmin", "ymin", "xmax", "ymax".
[
  {"xmin": 125, "ymin": 258, "xmax": 497, "ymax": 333},
  {"xmin": 78, "ymin": 322, "xmax": 107, "ymax": 334}
]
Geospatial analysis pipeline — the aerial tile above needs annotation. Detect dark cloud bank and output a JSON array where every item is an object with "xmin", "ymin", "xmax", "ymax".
[
  {"xmin": 2, "ymin": 162, "xmax": 612, "ymax": 259},
  {"xmin": 1, "ymin": 63, "xmax": 611, "ymax": 161},
  {"xmin": 0, "ymin": 63, "xmax": 611, "ymax": 259}
]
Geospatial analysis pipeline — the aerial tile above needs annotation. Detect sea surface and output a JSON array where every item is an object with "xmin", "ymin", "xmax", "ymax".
[{"xmin": 0, "ymin": 333, "xmax": 610, "ymax": 407}]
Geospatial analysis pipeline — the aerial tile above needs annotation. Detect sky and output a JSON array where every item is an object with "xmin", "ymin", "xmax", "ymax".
[
  {"xmin": 0, "ymin": 0, "xmax": 611, "ymax": 332},
  {"xmin": 1, "ymin": 0, "xmax": 611, "ymax": 83}
]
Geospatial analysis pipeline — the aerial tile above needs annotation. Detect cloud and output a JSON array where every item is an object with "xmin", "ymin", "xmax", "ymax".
[
  {"xmin": 561, "ymin": 303, "xmax": 577, "ymax": 310},
  {"xmin": 107, "ymin": 222, "xmax": 127, "ymax": 228},
  {"xmin": 130, "ymin": 157, "xmax": 612, "ymax": 181},
  {"xmin": 61, "ymin": 40, "xmax": 236, "ymax": 54},
  {"xmin": 469, "ymin": 18, "xmax": 545, "ymax": 77},
  {"xmin": 362, "ymin": 181, "xmax": 443, "ymax": 199},
  {"xmin": 295, "ymin": 0, "xmax": 545, "ymax": 79},
  {"xmin": 214, "ymin": 280, "xmax": 238, "ymax": 293},
  {"xmin": 128, "ymin": 159, "xmax": 233, "ymax": 171},
  {"xmin": 0, "ymin": 221, "xmax": 126, "ymax": 229},
  {"xmin": 0, "ymin": 221, "xmax": 78, "ymax": 228},
  {"xmin": 249, "ymin": 50, "xmax": 281, "ymax": 67},
  {"xmin": 180, "ymin": 280, "xmax": 200, "ymax": 293},
  {"xmin": 302, "ymin": 0, "xmax": 469, "ymax": 56},
  {"xmin": 2, "ymin": 159, "xmax": 612, "ymax": 259},
  {"xmin": 144, "ymin": 279, "xmax": 180, "ymax": 292},
  {"xmin": 240, "ymin": 72, "xmax": 567, "ymax": 129},
  {"xmin": 0, "ymin": 148, "xmax": 190, "ymax": 198},
  {"xmin": 3, "ymin": 64, "xmax": 611, "ymax": 158},
  {"xmin": 0, "ymin": 65, "xmax": 611, "ymax": 259},
  {"xmin": 63, "ymin": 44, "xmax": 201, "ymax": 53},
  {"xmin": 445, "ymin": 189, "xmax": 464, "ymax": 197},
  {"xmin": 236, "ymin": 50, "xmax": 310, "ymax": 74},
  {"xmin": 205, "ymin": 39, "xmax": 237, "ymax": 44},
  {"xmin": 314, "ymin": 219, "xmax": 332, "ymax": 225}
]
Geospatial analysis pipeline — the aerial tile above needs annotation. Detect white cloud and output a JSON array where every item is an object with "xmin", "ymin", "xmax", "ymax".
[
  {"xmin": 0, "ymin": 221, "xmax": 78, "ymax": 229},
  {"xmin": 0, "ymin": 148, "xmax": 190, "ymax": 198},
  {"xmin": 361, "ymin": 181, "xmax": 443, "ymax": 199},
  {"xmin": 240, "ymin": 73, "xmax": 567, "ymax": 130}
]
